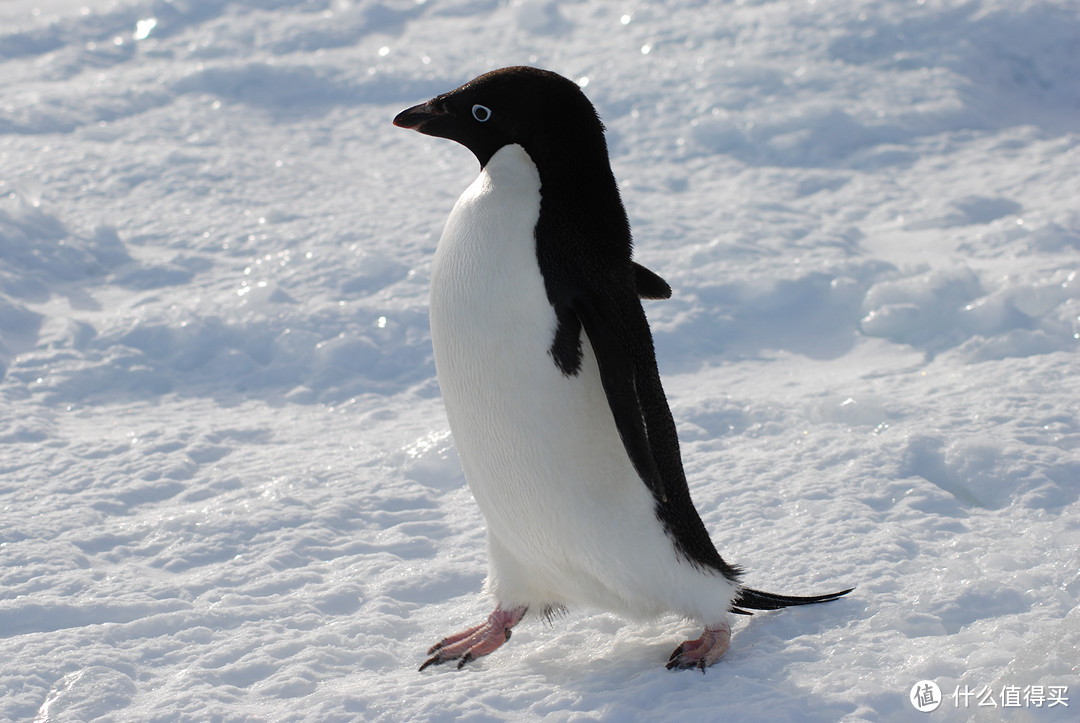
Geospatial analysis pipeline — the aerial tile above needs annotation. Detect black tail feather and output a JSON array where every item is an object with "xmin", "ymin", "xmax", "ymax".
[{"xmin": 730, "ymin": 586, "xmax": 854, "ymax": 616}]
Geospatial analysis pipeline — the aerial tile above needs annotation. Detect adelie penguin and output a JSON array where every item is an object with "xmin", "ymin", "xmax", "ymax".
[{"xmin": 394, "ymin": 66, "xmax": 852, "ymax": 671}]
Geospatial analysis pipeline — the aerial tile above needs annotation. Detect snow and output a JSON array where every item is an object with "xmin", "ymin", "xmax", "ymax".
[{"xmin": 1, "ymin": 0, "xmax": 1077, "ymax": 720}]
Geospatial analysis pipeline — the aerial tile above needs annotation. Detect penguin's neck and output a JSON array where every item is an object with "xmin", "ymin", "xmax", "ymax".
[
  {"xmin": 478, "ymin": 143, "xmax": 543, "ymax": 200},
  {"xmin": 431, "ymin": 144, "xmax": 544, "ymax": 313},
  {"xmin": 524, "ymin": 140, "xmax": 634, "ymax": 314}
]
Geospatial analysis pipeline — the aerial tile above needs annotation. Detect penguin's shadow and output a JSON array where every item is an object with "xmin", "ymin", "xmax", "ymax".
[{"xmin": 509, "ymin": 604, "xmax": 858, "ymax": 718}]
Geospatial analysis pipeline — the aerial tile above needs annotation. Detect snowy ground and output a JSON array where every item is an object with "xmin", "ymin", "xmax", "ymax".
[{"xmin": 1, "ymin": 0, "xmax": 1078, "ymax": 720}]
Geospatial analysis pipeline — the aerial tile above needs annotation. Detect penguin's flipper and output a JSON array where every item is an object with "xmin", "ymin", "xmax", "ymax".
[
  {"xmin": 633, "ymin": 262, "xmax": 672, "ymax": 300},
  {"xmin": 729, "ymin": 586, "xmax": 854, "ymax": 615},
  {"xmin": 570, "ymin": 293, "xmax": 667, "ymax": 502}
]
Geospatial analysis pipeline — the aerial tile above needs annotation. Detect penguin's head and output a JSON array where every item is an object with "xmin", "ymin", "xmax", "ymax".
[{"xmin": 393, "ymin": 66, "xmax": 606, "ymax": 168}]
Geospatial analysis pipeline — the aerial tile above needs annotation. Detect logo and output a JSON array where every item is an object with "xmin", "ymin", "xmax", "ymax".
[{"xmin": 911, "ymin": 680, "xmax": 942, "ymax": 712}]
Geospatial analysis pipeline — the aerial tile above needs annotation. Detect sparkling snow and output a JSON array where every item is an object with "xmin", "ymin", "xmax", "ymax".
[{"xmin": 1, "ymin": 0, "xmax": 1077, "ymax": 720}]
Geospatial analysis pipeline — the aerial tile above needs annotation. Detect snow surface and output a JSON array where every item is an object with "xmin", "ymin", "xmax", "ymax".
[{"xmin": 1, "ymin": 0, "xmax": 1078, "ymax": 720}]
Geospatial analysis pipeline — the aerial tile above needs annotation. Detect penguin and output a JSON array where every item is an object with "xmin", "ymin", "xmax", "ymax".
[{"xmin": 393, "ymin": 66, "xmax": 852, "ymax": 672}]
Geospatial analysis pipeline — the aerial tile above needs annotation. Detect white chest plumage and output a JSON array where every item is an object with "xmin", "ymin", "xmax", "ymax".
[{"xmin": 428, "ymin": 144, "xmax": 736, "ymax": 622}]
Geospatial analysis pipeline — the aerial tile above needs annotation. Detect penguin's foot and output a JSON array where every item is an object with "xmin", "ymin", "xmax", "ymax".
[
  {"xmin": 419, "ymin": 605, "xmax": 527, "ymax": 671},
  {"xmin": 665, "ymin": 622, "xmax": 731, "ymax": 672}
]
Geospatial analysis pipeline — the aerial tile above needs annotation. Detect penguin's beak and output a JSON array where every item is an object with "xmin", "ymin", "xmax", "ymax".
[{"xmin": 393, "ymin": 102, "xmax": 446, "ymax": 132}]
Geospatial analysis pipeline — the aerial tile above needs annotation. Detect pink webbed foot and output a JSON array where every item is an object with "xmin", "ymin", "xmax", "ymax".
[
  {"xmin": 419, "ymin": 605, "xmax": 527, "ymax": 671},
  {"xmin": 666, "ymin": 622, "xmax": 732, "ymax": 672}
]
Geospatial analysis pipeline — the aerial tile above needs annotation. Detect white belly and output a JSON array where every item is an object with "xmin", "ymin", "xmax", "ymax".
[{"xmin": 429, "ymin": 145, "xmax": 735, "ymax": 623}]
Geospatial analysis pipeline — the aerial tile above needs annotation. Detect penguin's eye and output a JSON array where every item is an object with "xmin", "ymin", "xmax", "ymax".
[{"xmin": 471, "ymin": 104, "xmax": 492, "ymax": 122}]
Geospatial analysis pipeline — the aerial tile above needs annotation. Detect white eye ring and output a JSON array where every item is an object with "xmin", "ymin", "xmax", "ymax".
[{"xmin": 472, "ymin": 104, "xmax": 492, "ymax": 122}]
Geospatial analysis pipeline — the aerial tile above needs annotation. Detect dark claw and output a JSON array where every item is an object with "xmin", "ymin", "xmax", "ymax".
[
  {"xmin": 426, "ymin": 640, "xmax": 446, "ymax": 656},
  {"xmin": 419, "ymin": 654, "xmax": 445, "ymax": 672},
  {"xmin": 665, "ymin": 646, "xmax": 712, "ymax": 672},
  {"xmin": 456, "ymin": 652, "xmax": 474, "ymax": 669},
  {"xmin": 504, "ymin": 628, "xmax": 512, "ymax": 642}
]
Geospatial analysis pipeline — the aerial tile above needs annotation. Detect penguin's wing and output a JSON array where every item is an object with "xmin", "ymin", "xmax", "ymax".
[
  {"xmin": 569, "ymin": 293, "xmax": 668, "ymax": 502},
  {"xmin": 633, "ymin": 263, "xmax": 671, "ymax": 300}
]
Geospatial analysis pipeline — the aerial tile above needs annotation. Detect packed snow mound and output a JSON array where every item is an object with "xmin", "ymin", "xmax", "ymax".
[{"xmin": 1, "ymin": 0, "xmax": 1078, "ymax": 721}]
